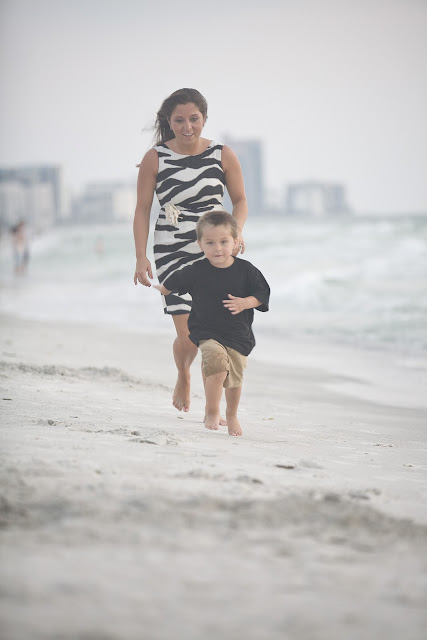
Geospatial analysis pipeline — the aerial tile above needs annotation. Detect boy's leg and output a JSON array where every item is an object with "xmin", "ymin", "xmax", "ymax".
[
  {"xmin": 223, "ymin": 347, "xmax": 246, "ymax": 436},
  {"xmin": 202, "ymin": 367, "xmax": 227, "ymax": 426},
  {"xmin": 199, "ymin": 340, "xmax": 230, "ymax": 430},
  {"xmin": 204, "ymin": 371, "xmax": 228, "ymax": 430},
  {"xmin": 225, "ymin": 386, "xmax": 243, "ymax": 436}
]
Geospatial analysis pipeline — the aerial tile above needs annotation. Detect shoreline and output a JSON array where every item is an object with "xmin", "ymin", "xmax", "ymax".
[
  {"xmin": 1, "ymin": 312, "xmax": 426, "ymax": 639},
  {"xmin": 2, "ymin": 307, "xmax": 426, "ymax": 409}
]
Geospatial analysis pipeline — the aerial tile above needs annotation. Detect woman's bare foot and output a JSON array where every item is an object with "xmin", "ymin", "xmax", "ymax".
[
  {"xmin": 204, "ymin": 413, "xmax": 220, "ymax": 430},
  {"xmin": 173, "ymin": 372, "xmax": 190, "ymax": 412},
  {"xmin": 227, "ymin": 415, "xmax": 242, "ymax": 437}
]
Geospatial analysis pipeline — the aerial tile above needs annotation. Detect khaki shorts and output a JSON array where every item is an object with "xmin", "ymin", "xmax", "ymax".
[{"xmin": 199, "ymin": 339, "xmax": 247, "ymax": 389}]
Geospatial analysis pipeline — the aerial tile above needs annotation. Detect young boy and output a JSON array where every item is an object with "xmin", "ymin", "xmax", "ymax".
[{"xmin": 155, "ymin": 211, "xmax": 270, "ymax": 436}]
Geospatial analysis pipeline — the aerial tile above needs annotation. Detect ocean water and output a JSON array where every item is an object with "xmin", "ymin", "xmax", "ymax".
[{"xmin": 1, "ymin": 214, "xmax": 426, "ymax": 359}]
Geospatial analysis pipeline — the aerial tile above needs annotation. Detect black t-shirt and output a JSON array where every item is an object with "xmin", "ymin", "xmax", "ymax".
[{"xmin": 163, "ymin": 257, "xmax": 270, "ymax": 356}]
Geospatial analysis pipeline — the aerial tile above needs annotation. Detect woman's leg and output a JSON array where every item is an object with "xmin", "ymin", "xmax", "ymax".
[{"xmin": 171, "ymin": 314, "xmax": 198, "ymax": 412}]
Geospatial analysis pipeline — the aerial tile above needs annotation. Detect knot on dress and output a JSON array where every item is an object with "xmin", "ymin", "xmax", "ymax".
[{"xmin": 165, "ymin": 204, "xmax": 182, "ymax": 225}]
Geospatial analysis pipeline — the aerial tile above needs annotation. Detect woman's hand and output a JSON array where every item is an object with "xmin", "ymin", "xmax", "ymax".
[
  {"xmin": 134, "ymin": 257, "xmax": 153, "ymax": 286},
  {"xmin": 233, "ymin": 234, "xmax": 245, "ymax": 256}
]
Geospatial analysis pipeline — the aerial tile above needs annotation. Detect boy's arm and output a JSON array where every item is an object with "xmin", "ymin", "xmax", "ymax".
[
  {"xmin": 154, "ymin": 283, "xmax": 172, "ymax": 295},
  {"xmin": 153, "ymin": 263, "xmax": 195, "ymax": 298},
  {"xmin": 222, "ymin": 294, "xmax": 262, "ymax": 316}
]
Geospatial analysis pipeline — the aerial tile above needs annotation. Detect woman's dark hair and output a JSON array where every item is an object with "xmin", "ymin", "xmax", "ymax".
[{"xmin": 154, "ymin": 88, "xmax": 208, "ymax": 144}]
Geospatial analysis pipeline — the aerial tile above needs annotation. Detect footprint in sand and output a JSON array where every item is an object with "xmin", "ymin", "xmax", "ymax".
[
  {"xmin": 130, "ymin": 428, "xmax": 179, "ymax": 446},
  {"xmin": 299, "ymin": 459, "xmax": 324, "ymax": 469}
]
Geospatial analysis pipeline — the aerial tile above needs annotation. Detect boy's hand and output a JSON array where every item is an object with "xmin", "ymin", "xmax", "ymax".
[
  {"xmin": 222, "ymin": 294, "xmax": 247, "ymax": 315},
  {"xmin": 154, "ymin": 283, "xmax": 171, "ymax": 295}
]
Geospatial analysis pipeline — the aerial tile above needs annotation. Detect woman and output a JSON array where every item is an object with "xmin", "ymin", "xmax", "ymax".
[{"xmin": 133, "ymin": 88, "xmax": 248, "ymax": 413}]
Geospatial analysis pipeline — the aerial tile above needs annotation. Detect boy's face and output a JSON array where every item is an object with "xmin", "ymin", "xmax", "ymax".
[{"xmin": 198, "ymin": 224, "xmax": 238, "ymax": 268}]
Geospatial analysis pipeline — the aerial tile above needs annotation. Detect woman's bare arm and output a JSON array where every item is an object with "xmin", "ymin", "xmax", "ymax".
[
  {"xmin": 222, "ymin": 144, "xmax": 248, "ymax": 253},
  {"xmin": 133, "ymin": 148, "xmax": 158, "ymax": 286}
]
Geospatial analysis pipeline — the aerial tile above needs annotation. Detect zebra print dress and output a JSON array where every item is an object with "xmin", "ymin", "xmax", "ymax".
[{"xmin": 153, "ymin": 140, "xmax": 226, "ymax": 315}]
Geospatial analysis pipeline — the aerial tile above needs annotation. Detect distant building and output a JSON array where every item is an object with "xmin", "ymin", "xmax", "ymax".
[
  {"xmin": 284, "ymin": 180, "xmax": 351, "ymax": 216},
  {"xmin": 0, "ymin": 165, "xmax": 68, "ymax": 231},
  {"xmin": 72, "ymin": 182, "xmax": 135, "ymax": 224},
  {"xmin": 223, "ymin": 136, "xmax": 264, "ymax": 214}
]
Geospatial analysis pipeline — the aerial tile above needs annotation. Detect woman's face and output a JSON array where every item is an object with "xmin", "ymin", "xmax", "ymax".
[{"xmin": 168, "ymin": 103, "xmax": 206, "ymax": 145}]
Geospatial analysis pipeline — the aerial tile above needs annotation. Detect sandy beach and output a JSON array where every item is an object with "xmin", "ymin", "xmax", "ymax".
[{"xmin": 1, "ymin": 312, "xmax": 426, "ymax": 640}]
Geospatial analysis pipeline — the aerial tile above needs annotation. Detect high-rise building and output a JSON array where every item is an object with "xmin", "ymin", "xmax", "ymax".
[
  {"xmin": 0, "ymin": 165, "xmax": 68, "ymax": 231},
  {"xmin": 223, "ymin": 137, "xmax": 264, "ymax": 214},
  {"xmin": 284, "ymin": 180, "xmax": 351, "ymax": 216},
  {"xmin": 72, "ymin": 182, "xmax": 135, "ymax": 224}
]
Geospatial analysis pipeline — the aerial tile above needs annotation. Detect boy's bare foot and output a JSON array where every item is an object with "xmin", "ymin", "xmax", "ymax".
[
  {"xmin": 173, "ymin": 373, "xmax": 190, "ymax": 412},
  {"xmin": 204, "ymin": 413, "xmax": 220, "ymax": 431},
  {"xmin": 204, "ymin": 412, "xmax": 227, "ymax": 426},
  {"xmin": 227, "ymin": 415, "xmax": 242, "ymax": 437}
]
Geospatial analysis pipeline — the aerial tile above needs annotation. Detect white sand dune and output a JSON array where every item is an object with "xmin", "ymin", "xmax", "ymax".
[{"xmin": 1, "ymin": 314, "xmax": 426, "ymax": 640}]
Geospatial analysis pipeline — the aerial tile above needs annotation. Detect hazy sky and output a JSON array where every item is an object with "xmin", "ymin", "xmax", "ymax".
[{"xmin": 1, "ymin": 0, "xmax": 426, "ymax": 213}]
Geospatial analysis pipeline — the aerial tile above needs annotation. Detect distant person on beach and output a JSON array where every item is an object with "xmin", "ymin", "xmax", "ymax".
[
  {"xmin": 94, "ymin": 236, "xmax": 105, "ymax": 256},
  {"xmin": 10, "ymin": 221, "xmax": 30, "ymax": 276},
  {"xmin": 133, "ymin": 88, "xmax": 248, "ymax": 414},
  {"xmin": 154, "ymin": 211, "xmax": 270, "ymax": 436}
]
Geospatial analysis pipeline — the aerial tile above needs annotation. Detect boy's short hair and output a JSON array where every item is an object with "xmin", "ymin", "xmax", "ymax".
[{"xmin": 196, "ymin": 210, "xmax": 239, "ymax": 241}]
